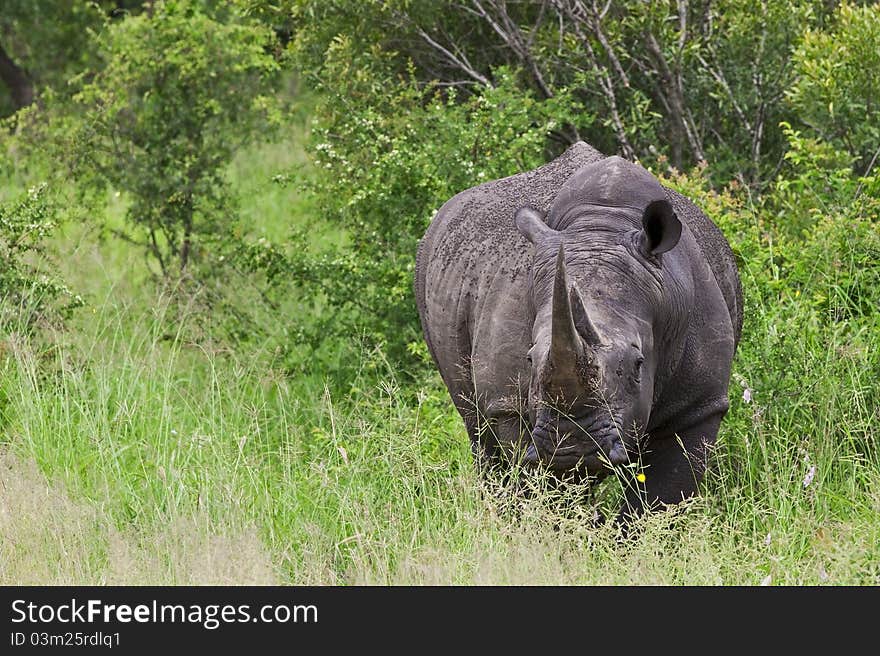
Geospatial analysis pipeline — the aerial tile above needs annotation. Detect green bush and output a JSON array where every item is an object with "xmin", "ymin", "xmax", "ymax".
[
  {"xmin": 0, "ymin": 1, "xmax": 107, "ymax": 117},
  {"xmin": 788, "ymin": 2, "xmax": 880, "ymax": 170},
  {"xmin": 64, "ymin": 0, "xmax": 282, "ymax": 279},
  {"xmin": 0, "ymin": 185, "xmax": 81, "ymax": 333},
  {"xmin": 287, "ymin": 48, "xmax": 583, "ymax": 365}
]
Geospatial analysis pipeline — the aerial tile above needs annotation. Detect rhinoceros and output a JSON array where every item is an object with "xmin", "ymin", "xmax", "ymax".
[{"xmin": 414, "ymin": 142, "xmax": 742, "ymax": 518}]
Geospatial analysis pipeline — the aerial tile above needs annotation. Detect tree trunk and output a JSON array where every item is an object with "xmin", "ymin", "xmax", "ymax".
[{"xmin": 0, "ymin": 41, "xmax": 34, "ymax": 110}]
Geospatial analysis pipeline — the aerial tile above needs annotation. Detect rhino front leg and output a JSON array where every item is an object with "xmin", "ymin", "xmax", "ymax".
[
  {"xmin": 470, "ymin": 412, "xmax": 530, "ymax": 478},
  {"xmin": 470, "ymin": 417, "xmax": 501, "ymax": 475},
  {"xmin": 458, "ymin": 400, "xmax": 504, "ymax": 476},
  {"xmin": 617, "ymin": 410, "xmax": 725, "ymax": 522}
]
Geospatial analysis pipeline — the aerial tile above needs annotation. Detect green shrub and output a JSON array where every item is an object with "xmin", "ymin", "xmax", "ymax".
[
  {"xmin": 0, "ymin": 185, "xmax": 81, "ymax": 332},
  {"xmin": 286, "ymin": 50, "xmax": 584, "ymax": 365},
  {"xmin": 0, "ymin": 1, "xmax": 108, "ymax": 117},
  {"xmin": 788, "ymin": 2, "xmax": 880, "ymax": 170},
  {"xmin": 64, "ymin": 0, "xmax": 282, "ymax": 279}
]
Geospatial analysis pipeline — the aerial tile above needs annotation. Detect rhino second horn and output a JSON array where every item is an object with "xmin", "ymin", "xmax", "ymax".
[{"xmin": 569, "ymin": 284, "xmax": 601, "ymax": 346}]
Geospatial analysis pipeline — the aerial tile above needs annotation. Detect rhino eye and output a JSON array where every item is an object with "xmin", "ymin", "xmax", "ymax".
[{"xmin": 634, "ymin": 356, "xmax": 644, "ymax": 381}]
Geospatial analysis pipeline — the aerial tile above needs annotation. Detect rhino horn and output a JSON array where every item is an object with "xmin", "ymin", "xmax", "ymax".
[{"xmin": 549, "ymin": 244, "xmax": 584, "ymax": 393}]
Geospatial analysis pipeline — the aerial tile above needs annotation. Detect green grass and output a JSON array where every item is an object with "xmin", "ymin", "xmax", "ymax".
[
  {"xmin": 2, "ymin": 287, "xmax": 877, "ymax": 584},
  {"xmin": 1, "ymin": 128, "xmax": 879, "ymax": 585},
  {"xmin": 2, "ymin": 301, "xmax": 877, "ymax": 584}
]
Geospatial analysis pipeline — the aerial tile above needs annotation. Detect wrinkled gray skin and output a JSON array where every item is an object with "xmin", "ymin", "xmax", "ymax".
[{"xmin": 415, "ymin": 142, "xmax": 742, "ymax": 519}]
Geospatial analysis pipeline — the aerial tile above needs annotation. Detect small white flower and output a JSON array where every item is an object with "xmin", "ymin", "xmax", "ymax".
[
  {"xmin": 742, "ymin": 387, "xmax": 752, "ymax": 403},
  {"xmin": 764, "ymin": 533, "xmax": 772, "ymax": 546},
  {"xmin": 803, "ymin": 465, "xmax": 817, "ymax": 488}
]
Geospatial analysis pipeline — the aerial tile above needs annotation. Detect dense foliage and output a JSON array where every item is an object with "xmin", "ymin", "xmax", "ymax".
[
  {"xmin": 64, "ymin": 0, "xmax": 281, "ymax": 278},
  {"xmin": 0, "ymin": 1, "xmax": 109, "ymax": 115},
  {"xmin": 284, "ymin": 0, "xmax": 828, "ymax": 186},
  {"xmin": 0, "ymin": 185, "xmax": 82, "ymax": 331},
  {"xmin": 264, "ymin": 0, "xmax": 877, "ymax": 371},
  {"xmin": 294, "ymin": 65, "xmax": 581, "ymax": 361},
  {"xmin": 788, "ymin": 2, "xmax": 880, "ymax": 169}
]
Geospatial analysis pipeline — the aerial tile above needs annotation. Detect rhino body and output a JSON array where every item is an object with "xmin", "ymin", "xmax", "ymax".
[{"xmin": 415, "ymin": 142, "xmax": 742, "ymax": 516}]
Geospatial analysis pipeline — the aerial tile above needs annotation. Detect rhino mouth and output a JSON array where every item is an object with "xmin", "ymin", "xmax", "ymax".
[{"xmin": 525, "ymin": 411, "xmax": 628, "ymax": 472}]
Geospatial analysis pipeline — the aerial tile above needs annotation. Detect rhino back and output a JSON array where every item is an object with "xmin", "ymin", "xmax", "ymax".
[{"xmin": 415, "ymin": 142, "xmax": 604, "ymax": 391}]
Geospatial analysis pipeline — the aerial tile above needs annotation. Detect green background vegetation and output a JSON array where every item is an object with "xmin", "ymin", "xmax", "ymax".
[{"xmin": 0, "ymin": 0, "xmax": 877, "ymax": 584}]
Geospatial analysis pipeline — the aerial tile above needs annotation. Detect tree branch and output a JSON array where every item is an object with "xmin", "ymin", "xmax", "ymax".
[
  {"xmin": 585, "ymin": 0, "xmax": 630, "ymax": 88},
  {"xmin": 549, "ymin": 0, "xmax": 635, "ymax": 156},
  {"xmin": 470, "ymin": 0, "xmax": 554, "ymax": 99},
  {"xmin": 644, "ymin": 30, "xmax": 704, "ymax": 166},
  {"xmin": 413, "ymin": 25, "xmax": 493, "ymax": 88}
]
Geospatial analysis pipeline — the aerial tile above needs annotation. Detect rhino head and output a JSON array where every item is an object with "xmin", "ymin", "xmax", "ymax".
[{"xmin": 515, "ymin": 158, "xmax": 682, "ymax": 475}]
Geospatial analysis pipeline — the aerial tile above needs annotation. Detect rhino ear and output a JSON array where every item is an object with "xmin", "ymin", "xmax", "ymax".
[
  {"xmin": 640, "ymin": 199, "xmax": 681, "ymax": 256},
  {"xmin": 516, "ymin": 206, "xmax": 554, "ymax": 244}
]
